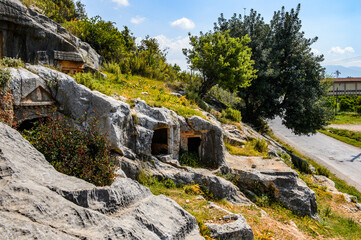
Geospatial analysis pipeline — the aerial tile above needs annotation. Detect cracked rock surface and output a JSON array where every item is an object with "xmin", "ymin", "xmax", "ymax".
[{"xmin": 0, "ymin": 123, "xmax": 203, "ymax": 239}]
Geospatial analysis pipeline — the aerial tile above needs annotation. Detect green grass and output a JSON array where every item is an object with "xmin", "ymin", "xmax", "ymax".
[
  {"xmin": 225, "ymin": 138, "xmax": 268, "ymax": 157},
  {"xmin": 329, "ymin": 112, "xmax": 361, "ymax": 124},
  {"xmin": 74, "ymin": 72, "xmax": 205, "ymax": 119},
  {"xmin": 319, "ymin": 128, "xmax": 361, "ymax": 149}
]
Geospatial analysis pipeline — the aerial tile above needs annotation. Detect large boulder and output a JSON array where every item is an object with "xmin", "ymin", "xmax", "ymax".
[
  {"xmin": 226, "ymin": 154, "xmax": 317, "ymax": 218},
  {"xmin": 206, "ymin": 214, "xmax": 254, "ymax": 240},
  {"xmin": 0, "ymin": 122, "xmax": 203, "ymax": 239},
  {"xmin": 0, "ymin": 0, "xmax": 101, "ymax": 70}
]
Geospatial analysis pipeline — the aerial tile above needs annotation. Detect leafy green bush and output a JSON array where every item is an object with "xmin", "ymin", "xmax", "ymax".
[
  {"xmin": 316, "ymin": 166, "xmax": 330, "ymax": 178},
  {"xmin": 103, "ymin": 61, "xmax": 121, "ymax": 75},
  {"xmin": 22, "ymin": 115, "xmax": 115, "ymax": 186},
  {"xmin": 74, "ymin": 72, "xmax": 95, "ymax": 89},
  {"xmin": 222, "ymin": 107, "xmax": 242, "ymax": 122},
  {"xmin": 0, "ymin": 57, "xmax": 24, "ymax": 68},
  {"xmin": 0, "ymin": 68, "xmax": 11, "ymax": 88},
  {"xmin": 163, "ymin": 178, "xmax": 176, "ymax": 189},
  {"xmin": 253, "ymin": 138, "xmax": 268, "ymax": 153},
  {"xmin": 339, "ymin": 97, "xmax": 354, "ymax": 112},
  {"xmin": 179, "ymin": 151, "xmax": 200, "ymax": 168}
]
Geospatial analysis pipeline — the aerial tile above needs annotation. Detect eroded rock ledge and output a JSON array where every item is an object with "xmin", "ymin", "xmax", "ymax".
[{"xmin": 0, "ymin": 123, "xmax": 203, "ymax": 239}]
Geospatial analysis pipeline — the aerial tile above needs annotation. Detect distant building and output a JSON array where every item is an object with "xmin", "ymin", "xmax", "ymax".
[{"xmin": 329, "ymin": 78, "xmax": 361, "ymax": 95}]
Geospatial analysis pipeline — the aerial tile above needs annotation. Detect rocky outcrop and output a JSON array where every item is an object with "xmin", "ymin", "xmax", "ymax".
[
  {"xmin": 10, "ymin": 64, "xmax": 227, "ymax": 168},
  {"xmin": 223, "ymin": 124, "xmax": 318, "ymax": 218},
  {"xmin": 180, "ymin": 116, "xmax": 226, "ymax": 168},
  {"xmin": 312, "ymin": 175, "xmax": 357, "ymax": 203},
  {"xmin": 207, "ymin": 214, "xmax": 254, "ymax": 240},
  {"xmin": 133, "ymin": 99, "xmax": 180, "ymax": 159},
  {"xmin": 118, "ymin": 156, "xmax": 252, "ymax": 206},
  {"xmin": 0, "ymin": 0, "xmax": 101, "ymax": 70},
  {"xmin": 0, "ymin": 122, "xmax": 202, "ymax": 239},
  {"xmin": 226, "ymin": 154, "xmax": 317, "ymax": 218}
]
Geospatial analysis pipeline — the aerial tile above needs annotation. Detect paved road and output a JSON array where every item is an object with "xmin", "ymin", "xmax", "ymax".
[{"xmin": 269, "ymin": 117, "xmax": 361, "ymax": 192}]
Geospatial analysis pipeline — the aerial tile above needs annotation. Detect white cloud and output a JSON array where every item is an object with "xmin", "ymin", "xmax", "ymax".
[
  {"xmin": 130, "ymin": 16, "xmax": 146, "ymax": 24},
  {"xmin": 329, "ymin": 46, "xmax": 355, "ymax": 54},
  {"xmin": 155, "ymin": 35, "xmax": 190, "ymax": 70},
  {"xmin": 111, "ymin": 0, "xmax": 129, "ymax": 7},
  {"xmin": 170, "ymin": 17, "xmax": 195, "ymax": 30}
]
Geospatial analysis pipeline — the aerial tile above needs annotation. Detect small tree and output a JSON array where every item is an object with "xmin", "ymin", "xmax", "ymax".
[{"xmin": 183, "ymin": 31, "xmax": 257, "ymax": 97}]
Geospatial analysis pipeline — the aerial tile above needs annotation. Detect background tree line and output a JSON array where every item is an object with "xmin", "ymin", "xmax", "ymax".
[{"xmin": 21, "ymin": 0, "xmax": 330, "ymax": 135}]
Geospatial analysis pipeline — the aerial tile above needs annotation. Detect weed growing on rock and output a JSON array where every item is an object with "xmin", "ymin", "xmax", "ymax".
[
  {"xmin": 0, "ymin": 57, "xmax": 24, "ymax": 68},
  {"xmin": 22, "ymin": 115, "xmax": 115, "ymax": 186},
  {"xmin": 253, "ymin": 138, "xmax": 268, "ymax": 153},
  {"xmin": 179, "ymin": 150, "xmax": 200, "ymax": 168}
]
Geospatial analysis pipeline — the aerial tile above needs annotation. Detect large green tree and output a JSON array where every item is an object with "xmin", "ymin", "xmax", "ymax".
[
  {"xmin": 215, "ymin": 4, "xmax": 328, "ymax": 135},
  {"xmin": 183, "ymin": 31, "xmax": 257, "ymax": 97}
]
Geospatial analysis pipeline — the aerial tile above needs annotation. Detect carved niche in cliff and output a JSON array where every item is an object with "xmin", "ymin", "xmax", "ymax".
[{"xmin": 14, "ymin": 77, "xmax": 55, "ymax": 123}]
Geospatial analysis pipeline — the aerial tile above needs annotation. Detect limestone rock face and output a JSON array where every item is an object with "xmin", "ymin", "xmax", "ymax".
[
  {"xmin": 206, "ymin": 214, "xmax": 254, "ymax": 240},
  {"xmin": 118, "ymin": 157, "xmax": 252, "ymax": 206},
  {"xmin": 134, "ymin": 99, "xmax": 180, "ymax": 159},
  {"xmin": 228, "ymin": 156, "xmax": 317, "ymax": 218},
  {"xmin": 23, "ymin": 65, "xmax": 137, "ymax": 155},
  {"xmin": 180, "ymin": 116, "xmax": 226, "ymax": 168},
  {"xmin": 0, "ymin": 122, "xmax": 203, "ymax": 239},
  {"xmin": 0, "ymin": 0, "xmax": 101, "ymax": 70}
]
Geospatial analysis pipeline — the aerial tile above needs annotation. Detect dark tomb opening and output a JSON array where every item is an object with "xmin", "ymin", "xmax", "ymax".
[
  {"xmin": 187, "ymin": 137, "xmax": 201, "ymax": 156},
  {"xmin": 151, "ymin": 128, "xmax": 169, "ymax": 155},
  {"xmin": 17, "ymin": 117, "xmax": 45, "ymax": 132}
]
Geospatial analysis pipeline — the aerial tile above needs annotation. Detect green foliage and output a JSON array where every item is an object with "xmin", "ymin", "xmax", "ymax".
[
  {"xmin": 163, "ymin": 178, "xmax": 176, "ymax": 189},
  {"xmin": 316, "ymin": 166, "xmax": 331, "ymax": 178},
  {"xmin": 215, "ymin": 5, "xmax": 327, "ymax": 135},
  {"xmin": 221, "ymin": 108, "xmax": 242, "ymax": 122},
  {"xmin": 74, "ymin": 72, "xmax": 95, "ymax": 89},
  {"xmin": 179, "ymin": 151, "xmax": 200, "ymax": 168},
  {"xmin": 0, "ymin": 57, "xmax": 24, "ymax": 68},
  {"xmin": 137, "ymin": 169, "xmax": 153, "ymax": 186},
  {"xmin": 253, "ymin": 138, "xmax": 268, "ymax": 153},
  {"xmin": 102, "ymin": 61, "xmax": 121, "ymax": 75},
  {"xmin": 339, "ymin": 97, "xmax": 354, "ymax": 112},
  {"xmin": 0, "ymin": 67, "xmax": 14, "ymax": 126},
  {"xmin": 22, "ymin": 115, "xmax": 115, "ymax": 186},
  {"xmin": 21, "ymin": 0, "xmax": 86, "ymax": 23},
  {"xmin": 319, "ymin": 128, "xmax": 361, "ymax": 149},
  {"xmin": 64, "ymin": 16, "xmax": 131, "ymax": 61},
  {"xmin": 0, "ymin": 68, "xmax": 11, "ymax": 89},
  {"xmin": 183, "ymin": 30, "xmax": 257, "ymax": 97}
]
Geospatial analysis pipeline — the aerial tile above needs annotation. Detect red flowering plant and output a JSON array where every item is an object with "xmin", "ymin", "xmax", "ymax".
[{"xmin": 22, "ymin": 113, "xmax": 115, "ymax": 186}]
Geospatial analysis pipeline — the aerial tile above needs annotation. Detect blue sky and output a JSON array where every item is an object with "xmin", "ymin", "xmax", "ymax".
[{"xmin": 82, "ymin": 0, "xmax": 361, "ymax": 72}]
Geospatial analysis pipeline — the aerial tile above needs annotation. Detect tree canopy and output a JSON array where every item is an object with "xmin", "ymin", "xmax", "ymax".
[
  {"xmin": 183, "ymin": 31, "xmax": 257, "ymax": 98},
  {"xmin": 215, "ymin": 4, "xmax": 328, "ymax": 134}
]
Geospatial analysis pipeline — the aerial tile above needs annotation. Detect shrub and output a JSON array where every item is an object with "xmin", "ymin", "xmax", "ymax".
[
  {"xmin": 221, "ymin": 107, "xmax": 242, "ymax": 122},
  {"xmin": 74, "ymin": 72, "xmax": 95, "ymax": 89},
  {"xmin": 179, "ymin": 151, "xmax": 200, "ymax": 168},
  {"xmin": 0, "ymin": 57, "xmax": 24, "ymax": 68},
  {"xmin": 184, "ymin": 184, "xmax": 202, "ymax": 195},
  {"xmin": 103, "ymin": 61, "xmax": 121, "ymax": 75},
  {"xmin": 316, "ymin": 166, "xmax": 331, "ymax": 177},
  {"xmin": 253, "ymin": 138, "xmax": 268, "ymax": 153},
  {"xmin": 163, "ymin": 178, "xmax": 176, "ymax": 189},
  {"xmin": 137, "ymin": 169, "xmax": 153, "ymax": 186},
  {"xmin": 0, "ymin": 68, "xmax": 11, "ymax": 88},
  {"xmin": 22, "ymin": 115, "xmax": 115, "ymax": 186},
  {"xmin": 339, "ymin": 97, "xmax": 354, "ymax": 112}
]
